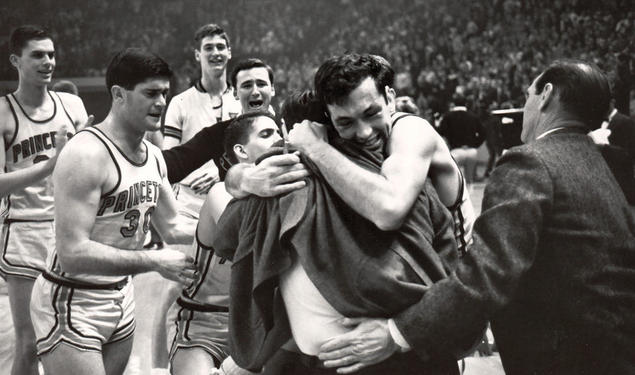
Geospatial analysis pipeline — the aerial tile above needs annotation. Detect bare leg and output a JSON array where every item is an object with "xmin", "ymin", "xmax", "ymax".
[
  {"xmin": 39, "ymin": 342, "xmax": 106, "ymax": 375},
  {"xmin": 7, "ymin": 275, "xmax": 37, "ymax": 375},
  {"xmin": 170, "ymin": 347, "xmax": 217, "ymax": 375},
  {"xmin": 103, "ymin": 335, "xmax": 134, "ymax": 375}
]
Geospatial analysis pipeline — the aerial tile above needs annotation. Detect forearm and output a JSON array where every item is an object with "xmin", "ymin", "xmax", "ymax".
[
  {"xmin": 58, "ymin": 239, "xmax": 160, "ymax": 276},
  {"xmin": 158, "ymin": 219, "xmax": 196, "ymax": 245},
  {"xmin": 0, "ymin": 157, "xmax": 57, "ymax": 198},
  {"xmin": 306, "ymin": 142, "xmax": 405, "ymax": 230}
]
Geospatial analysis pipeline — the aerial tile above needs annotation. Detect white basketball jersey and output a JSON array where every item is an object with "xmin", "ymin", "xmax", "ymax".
[
  {"xmin": 48, "ymin": 126, "xmax": 164, "ymax": 284},
  {"xmin": 3, "ymin": 91, "xmax": 75, "ymax": 221}
]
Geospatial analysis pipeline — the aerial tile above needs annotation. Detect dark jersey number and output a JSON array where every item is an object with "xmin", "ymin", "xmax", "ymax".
[{"xmin": 120, "ymin": 207, "xmax": 155, "ymax": 238}]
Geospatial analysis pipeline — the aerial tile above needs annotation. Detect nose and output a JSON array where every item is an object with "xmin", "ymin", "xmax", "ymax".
[
  {"xmin": 156, "ymin": 94, "xmax": 167, "ymax": 108},
  {"xmin": 355, "ymin": 122, "xmax": 373, "ymax": 142}
]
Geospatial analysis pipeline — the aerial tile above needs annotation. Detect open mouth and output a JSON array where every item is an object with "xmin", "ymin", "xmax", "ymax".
[
  {"xmin": 148, "ymin": 113, "xmax": 162, "ymax": 120},
  {"xmin": 248, "ymin": 99, "xmax": 264, "ymax": 109}
]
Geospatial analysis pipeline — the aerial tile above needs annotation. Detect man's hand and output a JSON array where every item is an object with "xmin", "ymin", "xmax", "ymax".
[
  {"xmin": 318, "ymin": 318, "xmax": 399, "ymax": 374},
  {"xmin": 188, "ymin": 168, "xmax": 219, "ymax": 195},
  {"xmin": 288, "ymin": 120, "xmax": 328, "ymax": 157},
  {"xmin": 55, "ymin": 123, "xmax": 72, "ymax": 156},
  {"xmin": 588, "ymin": 128, "xmax": 611, "ymax": 145},
  {"xmin": 151, "ymin": 249, "xmax": 196, "ymax": 286},
  {"xmin": 229, "ymin": 152, "xmax": 310, "ymax": 198},
  {"xmin": 75, "ymin": 114, "xmax": 95, "ymax": 132}
]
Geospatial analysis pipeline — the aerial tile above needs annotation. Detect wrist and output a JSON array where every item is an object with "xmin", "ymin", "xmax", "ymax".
[{"xmin": 303, "ymin": 138, "xmax": 329, "ymax": 160}]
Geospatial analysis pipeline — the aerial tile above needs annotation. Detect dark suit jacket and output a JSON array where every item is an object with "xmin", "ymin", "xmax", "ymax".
[
  {"xmin": 393, "ymin": 126, "xmax": 635, "ymax": 374},
  {"xmin": 608, "ymin": 111, "xmax": 635, "ymax": 160}
]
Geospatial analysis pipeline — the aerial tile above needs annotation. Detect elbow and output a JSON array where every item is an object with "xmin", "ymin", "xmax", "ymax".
[{"xmin": 373, "ymin": 204, "xmax": 407, "ymax": 231}]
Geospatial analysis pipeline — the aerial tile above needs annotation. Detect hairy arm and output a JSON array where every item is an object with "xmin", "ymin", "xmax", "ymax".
[
  {"xmin": 290, "ymin": 118, "xmax": 436, "ymax": 230},
  {"xmin": 54, "ymin": 134, "xmax": 195, "ymax": 284}
]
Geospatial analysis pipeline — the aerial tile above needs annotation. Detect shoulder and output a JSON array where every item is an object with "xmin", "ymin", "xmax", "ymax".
[
  {"xmin": 389, "ymin": 113, "xmax": 440, "ymax": 153},
  {"xmin": 55, "ymin": 129, "xmax": 113, "ymax": 187},
  {"xmin": 145, "ymin": 140, "xmax": 167, "ymax": 177},
  {"xmin": 55, "ymin": 92, "xmax": 86, "ymax": 112},
  {"xmin": 0, "ymin": 96, "xmax": 13, "ymax": 133}
]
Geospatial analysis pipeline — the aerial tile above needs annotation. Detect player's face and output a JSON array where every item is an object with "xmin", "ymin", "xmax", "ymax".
[
  {"xmin": 326, "ymin": 77, "xmax": 394, "ymax": 147},
  {"xmin": 241, "ymin": 116, "xmax": 282, "ymax": 163},
  {"xmin": 11, "ymin": 38, "xmax": 55, "ymax": 86},
  {"xmin": 195, "ymin": 35, "xmax": 231, "ymax": 75},
  {"xmin": 521, "ymin": 75, "xmax": 541, "ymax": 143},
  {"xmin": 122, "ymin": 78, "xmax": 170, "ymax": 132},
  {"xmin": 234, "ymin": 67, "xmax": 275, "ymax": 112}
]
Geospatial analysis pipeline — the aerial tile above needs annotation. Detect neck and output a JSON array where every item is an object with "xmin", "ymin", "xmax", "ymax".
[
  {"xmin": 201, "ymin": 70, "xmax": 227, "ymax": 96},
  {"xmin": 14, "ymin": 80, "xmax": 49, "ymax": 107},
  {"xmin": 535, "ymin": 115, "xmax": 586, "ymax": 139},
  {"xmin": 100, "ymin": 112, "xmax": 146, "ymax": 154}
]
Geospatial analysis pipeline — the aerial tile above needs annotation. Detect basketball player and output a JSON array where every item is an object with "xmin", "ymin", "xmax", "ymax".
[
  {"xmin": 29, "ymin": 48, "xmax": 197, "ymax": 375},
  {"xmin": 152, "ymin": 58, "xmax": 277, "ymax": 374},
  {"xmin": 167, "ymin": 111, "xmax": 280, "ymax": 375},
  {"xmin": 0, "ymin": 25, "xmax": 89, "ymax": 375}
]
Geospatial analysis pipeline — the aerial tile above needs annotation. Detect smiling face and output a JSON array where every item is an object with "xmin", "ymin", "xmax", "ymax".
[
  {"xmin": 119, "ymin": 78, "xmax": 170, "ymax": 132},
  {"xmin": 11, "ymin": 38, "xmax": 55, "ymax": 86},
  {"xmin": 326, "ymin": 77, "xmax": 394, "ymax": 148},
  {"xmin": 195, "ymin": 35, "xmax": 231, "ymax": 77},
  {"xmin": 234, "ymin": 66, "xmax": 275, "ymax": 112}
]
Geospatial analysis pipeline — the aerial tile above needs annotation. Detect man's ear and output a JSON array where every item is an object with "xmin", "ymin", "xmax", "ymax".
[
  {"xmin": 9, "ymin": 54, "xmax": 19, "ymax": 69},
  {"xmin": 539, "ymin": 83, "xmax": 554, "ymax": 111},
  {"xmin": 111, "ymin": 85, "xmax": 125, "ymax": 102},
  {"xmin": 385, "ymin": 86, "xmax": 396, "ymax": 109},
  {"xmin": 270, "ymin": 84, "xmax": 275, "ymax": 98},
  {"xmin": 194, "ymin": 48, "xmax": 201, "ymax": 63},
  {"xmin": 233, "ymin": 144, "xmax": 247, "ymax": 160},
  {"xmin": 227, "ymin": 47, "xmax": 232, "ymax": 60}
]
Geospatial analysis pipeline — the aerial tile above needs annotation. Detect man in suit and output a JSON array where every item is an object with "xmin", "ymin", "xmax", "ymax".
[{"xmin": 318, "ymin": 60, "xmax": 635, "ymax": 374}]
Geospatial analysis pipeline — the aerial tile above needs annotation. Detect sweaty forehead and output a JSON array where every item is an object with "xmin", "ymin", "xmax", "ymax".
[
  {"xmin": 236, "ymin": 67, "xmax": 270, "ymax": 86},
  {"xmin": 327, "ymin": 78, "xmax": 383, "ymax": 118}
]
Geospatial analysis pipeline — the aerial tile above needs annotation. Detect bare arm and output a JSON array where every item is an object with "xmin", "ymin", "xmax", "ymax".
[
  {"xmin": 57, "ymin": 92, "xmax": 92, "ymax": 131},
  {"xmin": 224, "ymin": 152, "xmax": 309, "ymax": 199},
  {"xmin": 289, "ymin": 119, "xmax": 436, "ymax": 230},
  {"xmin": 54, "ymin": 134, "xmax": 195, "ymax": 284}
]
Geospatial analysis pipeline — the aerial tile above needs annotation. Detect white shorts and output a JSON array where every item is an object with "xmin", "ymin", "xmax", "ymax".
[
  {"xmin": 167, "ymin": 298, "xmax": 229, "ymax": 366},
  {"xmin": 0, "ymin": 220, "xmax": 53, "ymax": 279},
  {"xmin": 30, "ymin": 274, "xmax": 135, "ymax": 356}
]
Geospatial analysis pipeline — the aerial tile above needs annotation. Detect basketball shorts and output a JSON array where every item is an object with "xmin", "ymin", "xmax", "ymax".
[
  {"xmin": 30, "ymin": 274, "xmax": 135, "ymax": 356},
  {"xmin": 0, "ymin": 220, "xmax": 53, "ymax": 279},
  {"xmin": 167, "ymin": 298, "xmax": 229, "ymax": 366}
]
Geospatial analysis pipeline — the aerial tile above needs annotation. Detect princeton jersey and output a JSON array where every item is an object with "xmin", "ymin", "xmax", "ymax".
[
  {"xmin": 179, "ymin": 232, "xmax": 230, "ymax": 308},
  {"xmin": 47, "ymin": 126, "xmax": 164, "ymax": 284},
  {"xmin": 3, "ymin": 91, "xmax": 75, "ymax": 221}
]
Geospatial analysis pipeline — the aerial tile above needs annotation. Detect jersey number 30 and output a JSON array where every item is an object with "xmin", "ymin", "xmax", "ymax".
[{"xmin": 120, "ymin": 207, "xmax": 155, "ymax": 237}]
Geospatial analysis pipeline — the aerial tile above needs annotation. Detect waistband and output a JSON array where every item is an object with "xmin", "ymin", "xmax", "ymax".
[
  {"xmin": 176, "ymin": 297, "xmax": 229, "ymax": 313},
  {"xmin": 3, "ymin": 218, "xmax": 54, "ymax": 224},
  {"xmin": 42, "ymin": 271, "xmax": 128, "ymax": 290}
]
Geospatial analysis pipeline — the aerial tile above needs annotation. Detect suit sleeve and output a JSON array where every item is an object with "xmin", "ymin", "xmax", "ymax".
[
  {"xmin": 393, "ymin": 148, "xmax": 554, "ymax": 360},
  {"xmin": 162, "ymin": 122, "xmax": 228, "ymax": 184}
]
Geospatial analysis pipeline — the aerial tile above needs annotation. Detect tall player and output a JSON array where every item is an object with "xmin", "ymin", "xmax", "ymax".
[
  {"xmin": 0, "ymin": 25, "xmax": 89, "ymax": 375},
  {"xmin": 29, "ymin": 48, "xmax": 197, "ymax": 375}
]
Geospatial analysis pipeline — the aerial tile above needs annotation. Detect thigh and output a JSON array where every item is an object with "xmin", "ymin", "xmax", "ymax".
[
  {"xmin": 171, "ymin": 347, "xmax": 216, "ymax": 375},
  {"xmin": 103, "ymin": 334, "xmax": 133, "ymax": 375},
  {"xmin": 0, "ymin": 221, "xmax": 52, "ymax": 279},
  {"xmin": 40, "ymin": 342, "xmax": 106, "ymax": 375}
]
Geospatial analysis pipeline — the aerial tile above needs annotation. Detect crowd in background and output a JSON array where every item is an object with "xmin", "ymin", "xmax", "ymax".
[{"xmin": 1, "ymin": 0, "xmax": 633, "ymax": 122}]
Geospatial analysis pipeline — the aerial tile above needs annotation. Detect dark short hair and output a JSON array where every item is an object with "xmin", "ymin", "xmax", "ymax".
[
  {"xmin": 223, "ymin": 111, "xmax": 277, "ymax": 164},
  {"xmin": 194, "ymin": 23, "xmax": 230, "ymax": 49},
  {"xmin": 10, "ymin": 25, "xmax": 52, "ymax": 55},
  {"xmin": 106, "ymin": 48, "xmax": 172, "ymax": 98},
  {"xmin": 230, "ymin": 58, "xmax": 274, "ymax": 88},
  {"xmin": 314, "ymin": 53, "xmax": 394, "ymax": 106},
  {"xmin": 534, "ymin": 60, "xmax": 610, "ymax": 130},
  {"xmin": 280, "ymin": 90, "xmax": 330, "ymax": 126}
]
